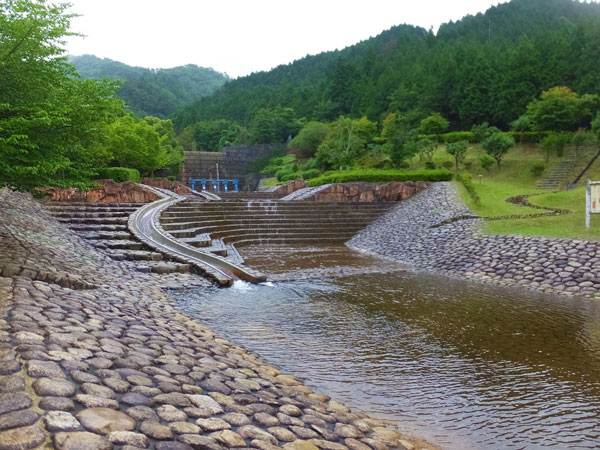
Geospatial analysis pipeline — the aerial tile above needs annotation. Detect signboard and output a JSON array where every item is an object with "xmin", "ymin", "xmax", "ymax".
[
  {"xmin": 591, "ymin": 183, "xmax": 600, "ymax": 213},
  {"xmin": 586, "ymin": 179, "xmax": 600, "ymax": 228}
]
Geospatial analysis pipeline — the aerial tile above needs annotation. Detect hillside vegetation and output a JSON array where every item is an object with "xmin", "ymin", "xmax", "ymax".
[
  {"xmin": 70, "ymin": 55, "xmax": 229, "ymax": 118},
  {"xmin": 174, "ymin": 0, "xmax": 600, "ymax": 133}
]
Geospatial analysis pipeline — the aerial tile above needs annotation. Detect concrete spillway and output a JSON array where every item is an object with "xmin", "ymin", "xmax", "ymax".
[{"xmin": 128, "ymin": 197, "xmax": 266, "ymax": 286}]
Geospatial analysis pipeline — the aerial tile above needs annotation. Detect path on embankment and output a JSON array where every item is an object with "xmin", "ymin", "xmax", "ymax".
[
  {"xmin": 348, "ymin": 182, "xmax": 600, "ymax": 298},
  {"xmin": 0, "ymin": 188, "xmax": 429, "ymax": 450}
]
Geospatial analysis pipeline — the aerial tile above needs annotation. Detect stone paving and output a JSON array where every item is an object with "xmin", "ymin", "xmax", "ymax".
[
  {"xmin": 0, "ymin": 188, "xmax": 424, "ymax": 450},
  {"xmin": 348, "ymin": 182, "xmax": 600, "ymax": 298}
]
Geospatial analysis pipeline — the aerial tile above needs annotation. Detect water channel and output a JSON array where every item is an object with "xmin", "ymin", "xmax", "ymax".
[{"xmin": 174, "ymin": 244, "xmax": 600, "ymax": 450}]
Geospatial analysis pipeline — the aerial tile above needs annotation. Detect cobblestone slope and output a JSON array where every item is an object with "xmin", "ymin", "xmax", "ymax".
[
  {"xmin": 348, "ymin": 182, "xmax": 600, "ymax": 298},
  {"xmin": 0, "ymin": 188, "xmax": 424, "ymax": 450}
]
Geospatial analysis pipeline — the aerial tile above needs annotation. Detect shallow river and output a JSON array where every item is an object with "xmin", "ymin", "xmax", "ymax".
[{"xmin": 174, "ymin": 245, "xmax": 600, "ymax": 450}]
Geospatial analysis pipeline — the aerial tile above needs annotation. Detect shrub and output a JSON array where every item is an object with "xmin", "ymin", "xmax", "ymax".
[
  {"xmin": 530, "ymin": 163, "xmax": 545, "ymax": 177},
  {"xmin": 306, "ymin": 169, "xmax": 453, "ymax": 187},
  {"xmin": 507, "ymin": 131, "xmax": 550, "ymax": 144},
  {"xmin": 96, "ymin": 167, "xmax": 141, "ymax": 183},
  {"xmin": 425, "ymin": 161, "xmax": 436, "ymax": 170},
  {"xmin": 442, "ymin": 131, "xmax": 477, "ymax": 143},
  {"xmin": 281, "ymin": 173, "xmax": 301, "ymax": 182},
  {"xmin": 479, "ymin": 154, "xmax": 495, "ymax": 171},
  {"xmin": 441, "ymin": 160, "xmax": 454, "ymax": 170},
  {"xmin": 275, "ymin": 167, "xmax": 295, "ymax": 181},
  {"xmin": 302, "ymin": 169, "xmax": 320, "ymax": 179},
  {"xmin": 446, "ymin": 140, "xmax": 469, "ymax": 171},
  {"xmin": 482, "ymin": 132, "xmax": 515, "ymax": 169},
  {"xmin": 398, "ymin": 160, "xmax": 411, "ymax": 169},
  {"xmin": 167, "ymin": 176, "xmax": 176, "ymax": 181},
  {"xmin": 456, "ymin": 171, "xmax": 480, "ymax": 207}
]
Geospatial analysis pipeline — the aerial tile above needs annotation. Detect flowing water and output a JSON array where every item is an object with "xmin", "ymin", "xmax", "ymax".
[{"xmin": 174, "ymin": 244, "xmax": 600, "ymax": 450}]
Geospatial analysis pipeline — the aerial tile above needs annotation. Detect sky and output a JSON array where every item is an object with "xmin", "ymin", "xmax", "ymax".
[{"xmin": 64, "ymin": 0, "xmax": 503, "ymax": 79}]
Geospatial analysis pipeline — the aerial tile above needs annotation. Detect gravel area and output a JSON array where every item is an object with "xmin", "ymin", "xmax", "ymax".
[
  {"xmin": 0, "ymin": 188, "xmax": 426, "ymax": 450},
  {"xmin": 348, "ymin": 182, "xmax": 600, "ymax": 298}
]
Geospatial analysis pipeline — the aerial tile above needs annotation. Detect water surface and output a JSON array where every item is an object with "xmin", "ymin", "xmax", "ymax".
[{"xmin": 175, "ymin": 245, "xmax": 600, "ymax": 450}]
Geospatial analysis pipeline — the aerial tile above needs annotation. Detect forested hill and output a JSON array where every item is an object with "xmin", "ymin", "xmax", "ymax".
[
  {"xmin": 173, "ymin": 0, "xmax": 600, "ymax": 131},
  {"xmin": 69, "ymin": 55, "xmax": 229, "ymax": 118}
]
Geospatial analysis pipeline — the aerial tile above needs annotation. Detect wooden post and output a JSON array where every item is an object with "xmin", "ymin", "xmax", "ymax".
[{"xmin": 586, "ymin": 178, "xmax": 591, "ymax": 229}]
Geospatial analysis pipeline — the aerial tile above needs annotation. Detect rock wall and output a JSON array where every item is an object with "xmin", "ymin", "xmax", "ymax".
[
  {"xmin": 348, "ymin": 182, "xmax": 600, "ymax": 298},
  {"xmin": 39, "ymin": 180, "xmax": 161, "ymax": 203},
  {"xmin": 141, "ymin": 178, "xmax": 194, "ymax": 196},
  {"xmin": 270, "ymin": 179, "xmax": 308, "ymax": 195},
  {"xmin": 310, "ymin": 181, "xmax": 431, "ymax": 202}
]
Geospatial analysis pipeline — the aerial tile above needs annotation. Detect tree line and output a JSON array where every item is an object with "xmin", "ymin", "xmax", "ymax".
[
  {"xmin": 174, "ymin": 0, "xmax": 600, "ymax": 143},
  {"xmin": 0, "ymin": 0, "xmax": 183, "ymax": 190}
]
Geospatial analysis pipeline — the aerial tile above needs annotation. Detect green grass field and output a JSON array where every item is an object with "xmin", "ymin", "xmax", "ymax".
[{"xmin": 437, "ymin": 143, "xmax": 600, "ymax": 240}]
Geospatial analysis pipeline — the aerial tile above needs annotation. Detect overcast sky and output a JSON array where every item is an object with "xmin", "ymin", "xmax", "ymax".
[{"xmin": 64, "ymin": 0, "xmax": 503, "ymax": 78}]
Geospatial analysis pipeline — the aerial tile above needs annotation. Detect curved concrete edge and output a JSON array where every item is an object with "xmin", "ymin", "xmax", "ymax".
[
  {"xmin": 128, "ymin": 197, "xmax": 266, "ymax": 286},
  {"xmin": 190, "ymin": 189, "xmax": 221, "ymax": 201}
]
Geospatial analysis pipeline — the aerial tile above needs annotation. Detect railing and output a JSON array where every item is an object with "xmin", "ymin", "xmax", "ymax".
[{"xmin": 190, "ymin": 178, "xmax": 239, "ymax": 193}]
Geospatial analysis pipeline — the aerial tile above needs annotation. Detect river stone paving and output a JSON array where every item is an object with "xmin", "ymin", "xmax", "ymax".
[
  {"xmin": 348, "ymin": 182, "xmax": 600, "ymax": 298},
  {"xmin": 0, "ymin": 188, "xmax": 424, "ymax": 450}
]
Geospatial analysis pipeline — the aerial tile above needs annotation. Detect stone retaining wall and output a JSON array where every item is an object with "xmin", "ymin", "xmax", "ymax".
[
  {"xmin": 348, "ymin": 182, "xmax": 600, "ymax": 298},
  {"xmin": 39, "ymin": 180, "xmax": 161, "ymax": 203},
  {"xmin": 309, "ymin": 182, "xmax": 431, "ymax": 203},
  {"xmin": 0, "ymin": 188, "xmax": 430, "ymax": 450}
]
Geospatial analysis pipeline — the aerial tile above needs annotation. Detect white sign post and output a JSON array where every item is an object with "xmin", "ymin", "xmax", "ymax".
[{"xmin": 586, "ymin": 179, "xmax": 600, "ymax": 229}]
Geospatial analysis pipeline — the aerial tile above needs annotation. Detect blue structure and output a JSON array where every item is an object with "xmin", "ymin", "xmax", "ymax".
[{"xmin": 190, "ymin": 179, "xmax": 239, "ymax": 193}]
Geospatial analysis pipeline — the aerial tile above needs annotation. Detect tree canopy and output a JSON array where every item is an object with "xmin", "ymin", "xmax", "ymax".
[{"xmin": 173, "ymin": 0, "xmax": 600, "ymax": 134}]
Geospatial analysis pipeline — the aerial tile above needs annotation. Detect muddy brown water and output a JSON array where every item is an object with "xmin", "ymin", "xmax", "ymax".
[{"xmin": 174, "ymin": 244, "xmax": 600, "ymax": 450}]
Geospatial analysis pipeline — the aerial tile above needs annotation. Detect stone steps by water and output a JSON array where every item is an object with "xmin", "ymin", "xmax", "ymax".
[
  {"xmin": 43, "ymin": 201, "xmax": 198, "ymax": 275},
  {"xmin": 160, "ymin": 200, "xmax": 393, "ymax": 248}
]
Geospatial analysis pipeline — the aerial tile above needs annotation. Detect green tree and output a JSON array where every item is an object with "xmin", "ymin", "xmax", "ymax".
[
  {"xmin": 482, "ymin": 132, "xmax": 514, "ymax": 169},
  {"xmin": 177, "ymin": 126, "xmax": 197, "ymax": 151},
  {"xmin": 416, "ymin": 138, "xmax": 437, "ymax": 162},
  {"xmin": 289, "ymin": 121, "xmax": 329, "ymax": 157},
  {"xmin": 315, "ymin": 117, "xmax": 365, "ymax": 170},
  {"xmin": 193, "ymin": 119, "xmax": 234, "ymax": 151},
  {"xmin": 446, "ymin": 140, "xmax": 469, "ymax": 171},
  {"xmin": 381, "ymin": 114, "xmax": 418, "ymax": 168},
  {"xmin": 0, "ymin": 0, "xmax": 125, "ymax": 190},
  {"xmin": 572, "ymin": 128, "xmax": 595, "ymax": 153},
  {"xmin": 592, "ymin": 112, "xmax": 600, "ymax": 139},
  {"xmin": 526, "ymin": 86, "xmax": 591, "ymax": 131},
  {"xmin": 538, "ymin": 132, "xmax": 572, "ymax": 163},
  {"xmin": 106, "ymin": 115, "xmax": 181, "ymax": 177},
  {"xmin": 471, "ymin": 122, "xmax": 499, "ymax": 143},
  {"xmin": 419, "ymin": 112, "xmax": 449, "ymax": 135}
]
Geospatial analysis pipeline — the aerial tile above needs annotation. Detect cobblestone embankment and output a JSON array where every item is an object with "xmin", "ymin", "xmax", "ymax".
[
  {"xmin": 0, "ymin": 188, "xmax": 428, "ymax": 450},
  {"xmin": 348, "ymin": 182, "xmax": 600, "ymax": 298}
]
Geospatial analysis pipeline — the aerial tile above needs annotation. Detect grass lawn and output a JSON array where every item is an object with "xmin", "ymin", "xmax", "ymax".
[
  {"xmin": 439, "ymin": 143, "xmax": 600, "ymax": 241},
  {"xmin": 482, "ymin": 187, "xmax": 600, "ymax": 240},
  {"xmin": 260, "ymin": 177, "xmax": 279, "ymax": 188}
]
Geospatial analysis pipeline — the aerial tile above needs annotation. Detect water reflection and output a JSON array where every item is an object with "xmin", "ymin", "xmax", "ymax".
[{"xmin": 175, "ymin": 245, "xmax": 600, "ymax": 450}]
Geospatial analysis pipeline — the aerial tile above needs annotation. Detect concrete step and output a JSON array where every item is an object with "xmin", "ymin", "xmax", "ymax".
[
  {"xmin": 78, "ymin": 231, "xmax": 133, "ymax": 241},
  {"xmin": 164, "ymin": 218, "xmax": 377, "ymax": 235},
  {"xmin": 178, "ymin": 234, "xmax": 213, "ymax": 248},
  {"xmin": 52, "ymin": 211, "xmax": 132, "ymax": 219},
  {"xmin": 69, "ymin": 224, "xmax": 128, "ymax": 232},
  {"xmin": 220, "ymin": 230, "xmax": 357, "ymax": 243},
  {"xmin": 92, "ymin": 240, "xmax": 145, "ymax": 251},
  {"xmin": 133, "ymin": 261, "xmax": 192, "ymax": 274},
  {"xmin": 58, "ymin": 217, "xmax": 129, "ymax": 225},
  {"xmin": 104, "ymin": 249, "xmax": 163, "ymax": 262}
]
